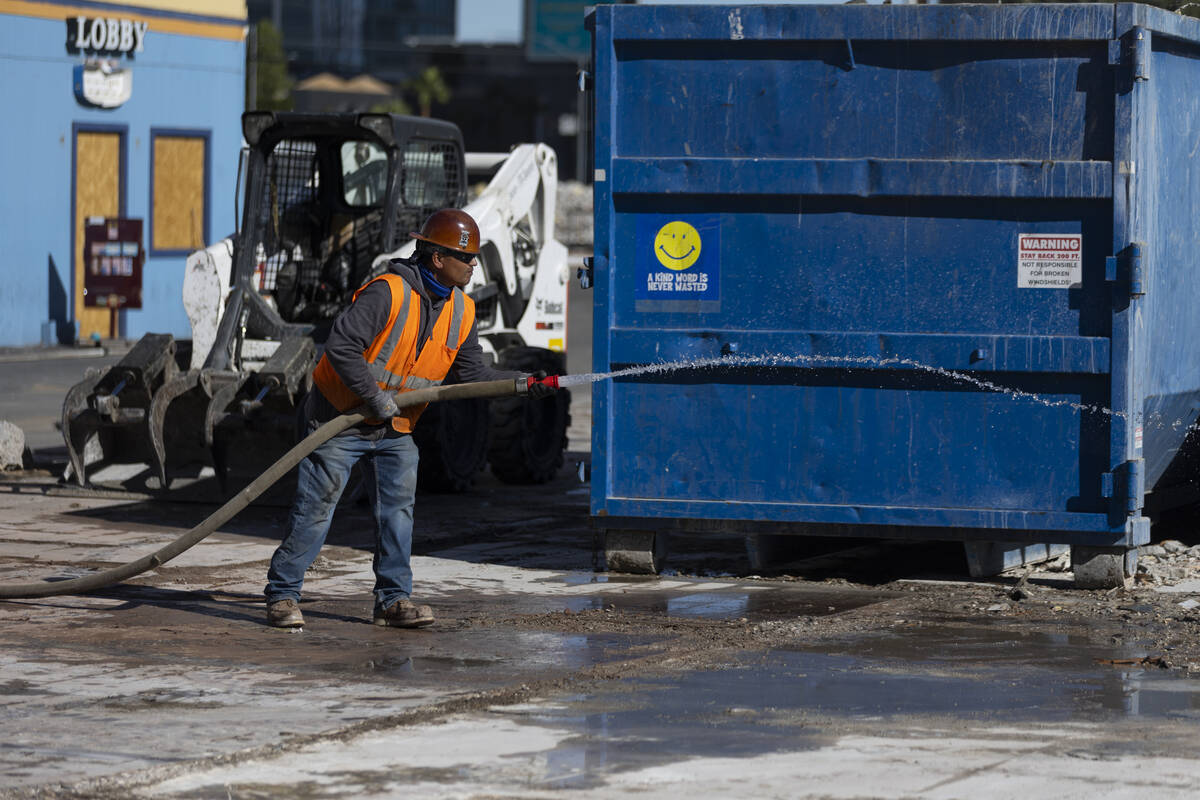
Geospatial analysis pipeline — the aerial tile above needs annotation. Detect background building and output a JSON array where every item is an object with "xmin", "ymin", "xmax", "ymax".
[
  {"xmin": 0, "ymin": 0, "xmax": 247, "ymax": 347},
  {"xmin": 247, "ymin": 0, "xmax": 453, "ymax": 80},
  {"xmin": 245, "ymin": 0, "xmax": 599, "ymax": 181}
]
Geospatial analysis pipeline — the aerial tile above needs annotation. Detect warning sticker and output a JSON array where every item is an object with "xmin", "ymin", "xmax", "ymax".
[{"xmin": 1018, "ymin": 234, "xmax": 1082, "ymax": 289}]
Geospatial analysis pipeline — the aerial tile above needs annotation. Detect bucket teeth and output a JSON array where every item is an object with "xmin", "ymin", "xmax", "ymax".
[
  {"xmin": 203, "ymin": 373, "xmax": 247, "ymax": 495},
  {"xmin": 147, "ymin": 372, "xmax": 202, "ymax": 490},
  {"xmin": 62, "ymin": 372, "xmax": 105, "ymax": 486}
]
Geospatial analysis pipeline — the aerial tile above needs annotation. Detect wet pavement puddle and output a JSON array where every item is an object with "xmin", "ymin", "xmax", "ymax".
[
  {"xmin": 552, "ymin": 575, "xmax": 889, "ymax": 620},
  {"xmin": 136, "ymin": 622, "xmax": 1200, "ymax": 798},
  {"xmin": 779, "ymin": 624, "xmax": 1200, "ymax": 719},
  {"xmin": 485, "ymin": 624, "xmax": 1200, "ymax": 787},
  {"xmin": 350, "ymin": 632, "xmax": 658, "ymax": 678}
]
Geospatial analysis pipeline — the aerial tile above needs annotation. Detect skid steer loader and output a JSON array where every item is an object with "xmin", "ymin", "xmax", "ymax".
[{"xmin": 62, "ymin": 112, "xmax": 571, "ymax": 496}]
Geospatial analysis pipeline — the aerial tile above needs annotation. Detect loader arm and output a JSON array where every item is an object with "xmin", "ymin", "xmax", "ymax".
[{"xmin": 374, "ymin": 143, "xmax": 569, "ymax": 356}]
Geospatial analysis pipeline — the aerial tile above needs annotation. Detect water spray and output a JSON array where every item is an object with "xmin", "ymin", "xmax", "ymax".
[{"xmin": 568, "ymin": 352, "xmax": 1127, "ymax": 419}]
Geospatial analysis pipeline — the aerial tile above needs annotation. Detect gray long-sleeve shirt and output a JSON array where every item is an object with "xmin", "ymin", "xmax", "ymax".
[{"xmin": 304, "ymin": 256, "xmax": 519, "ymax": 437}]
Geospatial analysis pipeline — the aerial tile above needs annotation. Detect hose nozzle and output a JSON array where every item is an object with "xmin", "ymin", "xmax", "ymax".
[{"xmin": 526, "ymin": 374, "xmax": 560, "ymax": 391}]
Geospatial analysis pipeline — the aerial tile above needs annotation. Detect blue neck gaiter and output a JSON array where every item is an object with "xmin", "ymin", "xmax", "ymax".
[{"xmin": 419, "ymin": 266, "xmax": 453, "ymax": 299}]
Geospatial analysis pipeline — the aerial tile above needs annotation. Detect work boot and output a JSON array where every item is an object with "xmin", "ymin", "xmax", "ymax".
[
  {"xmin": 266, "ymin": 598, "xmax": 304, "ymax": 628},
  {"xmin": 373, "ymin": 597, "xmax": 435, "ymax": 628}
]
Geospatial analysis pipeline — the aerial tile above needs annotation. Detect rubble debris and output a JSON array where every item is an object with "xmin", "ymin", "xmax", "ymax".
[
  {"xmin": 1134, "ymin": 541, "xmax": 1200, "ymax": 587},
  {"xmin": 1043, "ymin": 552, "xmax": 1071, "ymax": 572},
  {"xmin": 0, "ymin": 420, "xmax": 24, "ymax": 470}
]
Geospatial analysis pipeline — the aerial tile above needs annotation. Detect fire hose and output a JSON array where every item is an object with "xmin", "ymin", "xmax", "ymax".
[{"xmin": 0, "ymin": 375, "xmax": 561, "ymax": 600}]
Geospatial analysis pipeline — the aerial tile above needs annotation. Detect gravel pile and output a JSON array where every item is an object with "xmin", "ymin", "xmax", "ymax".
[
  {"xmin": 1036, "ymin": 539, "xmax": 1200, "ymax": 587},
  {"xmin": 1135, "ymin": 540, "xmax": 1200, "ymax": 585},
  {"xmin": 555, "ymin": 181, "xmax": 593, "ymax": 248}
]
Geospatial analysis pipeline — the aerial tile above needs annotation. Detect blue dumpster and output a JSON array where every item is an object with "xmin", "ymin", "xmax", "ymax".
[{"xmin": 586, "ymin": 4, "xmax": 1200, "ymax": 586}]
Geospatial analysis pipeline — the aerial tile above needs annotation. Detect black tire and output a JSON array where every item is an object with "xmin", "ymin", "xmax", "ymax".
[
  {"xmin": 489, "ymin": 347, "xmax": 571, "ymax": 484},
  {"xmin": 413, "ymin": 396, "xmax": 490, "ymax": 493}
]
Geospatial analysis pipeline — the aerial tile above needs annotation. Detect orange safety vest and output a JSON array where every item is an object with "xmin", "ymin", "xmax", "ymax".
[{"xmin": 311, "ymin": 273, "xmax": 476, "ymax": 433}]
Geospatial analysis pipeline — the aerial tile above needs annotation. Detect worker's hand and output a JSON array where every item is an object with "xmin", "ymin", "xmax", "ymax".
[
  {"xmin": 365, "ymin": 391, "xmax": 399, "ymax": 420},
  {"xmin": 527, "ymin": 371, "xmax": 555, "ymax": 400}
]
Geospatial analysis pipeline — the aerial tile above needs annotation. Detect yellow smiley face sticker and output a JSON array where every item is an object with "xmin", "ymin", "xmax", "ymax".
[{"xmin": 654, "ymin": 220, "xmax": 702, "ymax": 270}]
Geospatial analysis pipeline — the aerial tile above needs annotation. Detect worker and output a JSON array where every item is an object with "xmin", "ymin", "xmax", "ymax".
[{"xmin": 264, "ymin": 208, "xmax": 555, "ymax": 629}]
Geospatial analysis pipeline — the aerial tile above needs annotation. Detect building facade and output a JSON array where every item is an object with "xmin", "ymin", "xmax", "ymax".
[
  {"xmin": 0, "ymin": 0, "xmax": 246, "ymax": 346},
  {"xmin": 245, "ymin": 2, "xmax": 584, "ymax": 179},
  {"xmin": 247, "ymin": 0, "xmax": 454, "ymax": 81}
]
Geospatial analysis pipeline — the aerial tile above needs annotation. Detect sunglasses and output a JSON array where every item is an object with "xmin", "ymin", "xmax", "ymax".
[{"xmin": 438, "ymin": 248, "xmax": 477, "ymax": 263}]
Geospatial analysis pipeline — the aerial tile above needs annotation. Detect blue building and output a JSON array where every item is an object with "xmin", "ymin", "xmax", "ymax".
[{"xmin": 0, "ymin": 0, "xmax": 246, "ymax": 346}]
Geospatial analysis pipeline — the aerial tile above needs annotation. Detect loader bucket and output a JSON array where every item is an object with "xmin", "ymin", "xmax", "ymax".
[
  {"xmin": 62, "ymin": 333, "xmax": 179, "ymax": 487},
  {"xmin": 61, "ymin": 369, "xmax": 104, "ymax": 486},
  {"xmin": 61, "ymin": 329, "xmax": 317, "ymax": 496}
]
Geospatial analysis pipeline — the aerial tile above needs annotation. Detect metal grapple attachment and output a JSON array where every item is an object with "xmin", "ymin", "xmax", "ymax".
[
  {"xmin": 62, "ymin": 334, "xmax": 315, "ymax": 493},
  {"xmin": 63, "ymin": 333, "xmax": 179, "ymax": 487}
]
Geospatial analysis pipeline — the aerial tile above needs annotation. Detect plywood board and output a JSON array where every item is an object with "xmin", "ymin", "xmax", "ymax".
[
  {"xmin": 74, "ymin": 131, "xmax": 119, "ymax": 341},
  {"xmin": 152, "ymin": 136, "xmax": 206, "ymax": 252}
]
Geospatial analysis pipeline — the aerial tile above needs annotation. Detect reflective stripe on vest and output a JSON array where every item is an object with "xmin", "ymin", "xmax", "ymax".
[
  {"xmin": 403, "ymin": 375, "xmax": 442, "ymax": 390},
  {"xmin": 366, "ymin": 285, "xmax": 413, "ymax": 387},
  {"xmin": 446, "ymin": 288, "xmax": 466, "ymax": 348}
]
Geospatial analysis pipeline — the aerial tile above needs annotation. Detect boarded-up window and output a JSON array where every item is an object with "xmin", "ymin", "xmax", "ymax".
[{"xmin": 151, "ymin": 133, "xmax": 207, "ymax": 252}]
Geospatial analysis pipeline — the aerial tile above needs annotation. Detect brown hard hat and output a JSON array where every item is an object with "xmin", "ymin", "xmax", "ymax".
[{"xmin": 410, "ymin": 209, "xmax": 480, "ymax": 255}]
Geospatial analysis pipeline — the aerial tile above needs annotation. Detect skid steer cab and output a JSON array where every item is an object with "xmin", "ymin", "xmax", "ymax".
[{"xmin": 62, "ymin": 112, "xmax": 571, "ymax": 497}]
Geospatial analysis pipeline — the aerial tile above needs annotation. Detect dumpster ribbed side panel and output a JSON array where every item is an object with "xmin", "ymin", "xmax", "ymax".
[
  {"xmin": 1137, "ymin": 26, "xmax": 1200, "ymax": 493},
  {"xmin": 589, "ymin": 4, "xmax": 1200, "ymax": 545},
  {"xmin": 614, "ymin": 41, "xmax": 1111, "ymax": 162}
]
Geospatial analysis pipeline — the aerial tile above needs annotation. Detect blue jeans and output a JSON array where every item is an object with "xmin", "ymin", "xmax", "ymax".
[{"xmin": 265, "ymin": 432, "xmax": 419, "ymax": 610}]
